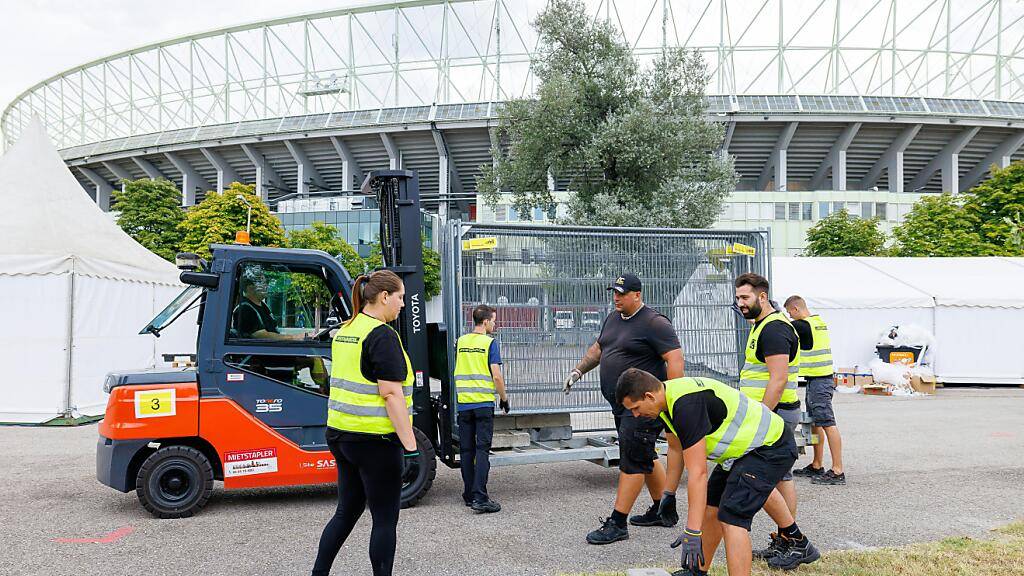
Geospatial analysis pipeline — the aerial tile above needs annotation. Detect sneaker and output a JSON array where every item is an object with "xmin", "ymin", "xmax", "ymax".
[
  {"xmin": 586, "ymin": 517, "xmax": 629, "ymax": 545},
  {"xmin": 471, "ymin": 499, "xmax": 501, "ymax": 513},
  {"xmin": 792, "ymin": 463, "xmax": 825, "ymax": 477},
  {"xmin": 463, "ymin": 499, "xmax": 473, "ymax": 507},
  {"xmin": 629, "ymin": 502, "xmax": 676, "ymax": 527},
  {"xmin": 812, "ymin": 470, "xmax": 847, "ymax": 485},
  {"xmin": 767, "ymin": 536, "xmax": 821, "ymax": 570},
  {"xmin": 752, "ymin": 532, "xmax": 785, "ymax": 561},
  {"xmin": 670, "ymin": 569, "xmax": 708, "ymax": 576}
]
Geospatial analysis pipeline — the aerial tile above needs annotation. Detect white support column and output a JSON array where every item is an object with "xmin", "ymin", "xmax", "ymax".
[
  {"xmin": 200, "ymin": 147, "xmax": 239, "ymax": 192},
  {"xmin": 861, "ymin": 124, "xmax": 921, "ymax": 192},
  {"xmin": 330, "ymin": 136, "xmax": 360, "ymax": 191},
  {"xmin": 809, "ymin": 122, "xmax": 860, "ymax": 190},
  {"xmin": 241, "ymin": 143, "xmax": 289, "ymax": 201},
  {"xmin": 757, "ymin": 122, "xmax": 798, "ymax": 191},
  {"xmin": 78, "ymin": 166, "xmax": 114, "ymax": 211},
  {"xmin": 432, "ymin": 127, "xmax": 465, "ymax": 223},
  {"xmin": 164, "ymin": 151, "xmax": 212, "ymax": 206},
  {"xmin": 908, "ymin": 126, "xmax": 980, "ymax": 193},
  {"xmin": 960, "ymin": 131, "xmax": 1024, "ymax": 191},
  {"xmin": 101, "ymin": 161, "xmax": 133, "ymax": 194},
  {"xmin": 131, "ymin": 156, "xmax": 164, "ymax": 180},
  {"xmin": 380, "ymin": 132, "xmax": 401, "ymax": 169},
  {"xmin": 284, "ymin": 139, "xmax": 327, "ymax": 194}
]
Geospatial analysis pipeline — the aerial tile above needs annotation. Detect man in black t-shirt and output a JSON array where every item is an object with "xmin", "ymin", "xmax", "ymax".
[{"xmin": 564, "ymin": 273, "xmax": 685, "ymax": 545}]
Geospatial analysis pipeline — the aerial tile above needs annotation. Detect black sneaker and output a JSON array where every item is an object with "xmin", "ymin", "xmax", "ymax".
[
  {"xmin": 628, "ymin": 502, "xmax": 675, "ymax": 527},
  {"xmin": 792, "ymin": 463, "xmax": 825, "ymax": 477},
  {"xmin": 752, "ymin": 532, "xmax": 785, "ymax": 560},
  {"xmin": 586, "ymin": 517, "xmax": 629, "ymax": 545},
  {"xmin": 471, "ymin": 499, "xmax": 501, "ymax": 513},
  {"xmin": 767, "ymin": 536, "xmax": 821, "ymax": 570},
  {"xmin": 812, "ymin": 470, "xmax": 847, "ymax": 485},
  {"xmin": 671, "ymin": 569, "xmax": 708, "ymax": 576}
]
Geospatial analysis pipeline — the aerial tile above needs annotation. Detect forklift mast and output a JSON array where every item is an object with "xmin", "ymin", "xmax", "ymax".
[{"xmin": 358, "ymin": 170, "xmax": 438, "ymax": 443}]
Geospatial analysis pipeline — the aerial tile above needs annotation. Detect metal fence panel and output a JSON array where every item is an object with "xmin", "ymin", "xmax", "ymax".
[{"xmin": 441, "ymin": 222, "xmax": 770, "ymax": 433}]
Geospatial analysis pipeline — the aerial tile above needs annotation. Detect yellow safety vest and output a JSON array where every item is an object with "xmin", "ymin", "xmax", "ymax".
[
  {"xmin": 659, "ymin": 377, "xmax": 784, "ymax": 464},
  {"xmin": 740, "ymin": 312, "xmax": 800, "ymax": 404},
  {"xmin": 328, "ymin": 313, "xmax": 413, "ymax": 434},
  {"xmin": 799, "ymin": 315, "xmax": 833, "ymax": 378},
  {"xmin": 454, "ymin": 332, "xmax": 496, "ymax": 405}
]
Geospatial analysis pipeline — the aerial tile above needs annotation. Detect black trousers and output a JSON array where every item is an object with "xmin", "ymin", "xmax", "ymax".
[
  {"xmin": 312, "ymin": 438, "xmax": 402, "ymax": 576},
  {"xmin": 457, "ymin": 407, "xmax": 495, "ymax": 504}
]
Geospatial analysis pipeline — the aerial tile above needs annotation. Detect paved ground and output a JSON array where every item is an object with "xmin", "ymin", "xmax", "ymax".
[{"xmin": 2, "ymin": 388, "xmax": 1023, "ymax": 576}]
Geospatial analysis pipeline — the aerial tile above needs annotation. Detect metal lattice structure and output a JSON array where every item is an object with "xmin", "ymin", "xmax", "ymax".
[{"xmin": 5, "ymin": 0, "xmax": 1024, "ymax": 150}]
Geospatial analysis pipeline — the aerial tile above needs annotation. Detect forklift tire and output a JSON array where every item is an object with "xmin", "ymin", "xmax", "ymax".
[
  {"xmin": 400, "ymin": 427, "xmax": 436, "ymax": 509},
  {"xmin": 136, "ymin": 445, "xmax": 214, "ymax": 519}
]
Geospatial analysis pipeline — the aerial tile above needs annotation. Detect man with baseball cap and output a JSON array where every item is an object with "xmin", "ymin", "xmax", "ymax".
[{"xmin": 565, "ymin": 273, "xmax": 686, "ymax": 545}]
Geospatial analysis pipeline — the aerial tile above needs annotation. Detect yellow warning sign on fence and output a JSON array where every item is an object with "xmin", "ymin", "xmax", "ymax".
[
  {"xmin": 462, "ymin": 237, "xmax": 497, "ymax": 252},
  {"xmin": 732, "ymin": 242, "xmax": 756, "ymax": 257}
]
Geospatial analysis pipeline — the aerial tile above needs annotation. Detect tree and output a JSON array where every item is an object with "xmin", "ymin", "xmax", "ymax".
[
  {"xmin": 177, "ymin": 182, "xmax": 286, "ymax": 259},
  {"xmin": 804, "ymin": 210, "xmax": 887, "ymax": 256},
  {"xmin": 891, "ymin": 194, "xmax": 996, "ymax": 257},
  {"xmin": 477, "ymin": 0, "xmax": 736, "ymax": 229},
  {"xmin": 111, "ymin": 178, "xmax": 184, "ymax": 261},
  {"xmin": 365, "ymin": 237, "xmax": 442, "ymax": 300},
  {"xmin": 287, "ymin": 221, "xmax": 365, "ymax": 326},
  {"xmin": 964, "ymin": 161, "xmax": 1024, "ymax": 255}
]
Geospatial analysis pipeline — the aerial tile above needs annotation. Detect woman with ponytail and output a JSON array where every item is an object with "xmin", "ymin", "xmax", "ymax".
[{"xmin": 312, "ymin": 270, "xmax": 418, "ymax": 576}]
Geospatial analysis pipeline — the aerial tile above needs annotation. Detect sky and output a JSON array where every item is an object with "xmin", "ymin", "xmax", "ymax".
[{"xmin": 0, "ymin": 0, "xmax": 339, "ymax": 113}]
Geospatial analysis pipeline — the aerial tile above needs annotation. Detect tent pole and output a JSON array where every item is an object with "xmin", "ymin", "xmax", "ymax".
[{"xmin": 63, "ymin": 261, "xmax": 76, "ymax": 419}]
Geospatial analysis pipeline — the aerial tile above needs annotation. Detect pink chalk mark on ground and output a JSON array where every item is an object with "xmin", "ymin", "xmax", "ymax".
[
  {"xmin": 991, "ymin": 432, "xmax": 1015, "ymax": 438},
  {"xmin": 53, "ymin": 526, "xmax": 134, "ymax": 544}
]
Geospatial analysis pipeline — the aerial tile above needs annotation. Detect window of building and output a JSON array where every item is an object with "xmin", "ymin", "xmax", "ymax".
[
  {"xmin": 875, "ymin": 202, "xmax": 888, "ymax": 221},
  {"xmin": 788, "ymin": 202, "xmax": 800, "ymax": 221},
  {"xmin": 832, "ymin": 201, "xmax": 845, "ymax": 215},
  {"xmin": 846, "ymin": 202, "xmax": 860, "ymax": 218},
  {"xmin": 494, "ymin": 205, "xmax": 507, "ymax": 222},
  {"xmin": 802, "ymin": 202, "xmax": 813, "ymax": 221},
  {"xmin": 533, "ymin": 207, "xmax": 546, "ymax": 221},
  {"xmin": 759, "ymin": 203, "xmax": 773, "ymax": 220},
  {"xmin": 819, "ymin": 202, "xmax": 830, "ymax": 219},
  {"xmin": 745, "ymin": 202, "xmax": 759, "ymax": 220},
  {"xmin": 861, "ymin": 202, "xmax": 873, "ymax": 219},
  {"xmin": 775, "ymin": 203, "xmax": 787, "ymax": 220},
  {"xmin": 508, "ymin": 206, "xmax": 519, "ymax": 221}
]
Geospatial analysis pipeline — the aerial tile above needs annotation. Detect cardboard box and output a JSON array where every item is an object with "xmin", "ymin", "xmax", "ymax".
[
  {"xmin": 910, "ymin": 374, "xmax": 937, "ymax": 394},
  {"xmin": 862, "ymin": 384, "xmax": 893, "ymax": 396},
  {"xmin": 854, "ymin": 374, "xmax": 874, "ymax": 388},
  {"xmin": 834, "ymin": 368, "xmax": 856, "ymax": 388}
]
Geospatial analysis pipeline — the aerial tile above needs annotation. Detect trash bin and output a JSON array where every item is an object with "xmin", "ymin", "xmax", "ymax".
[{"xmin": 875, "ymin": 345, "xmax": 923, "ymax": 365}]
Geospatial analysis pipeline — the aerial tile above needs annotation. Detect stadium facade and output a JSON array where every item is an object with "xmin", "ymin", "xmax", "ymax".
[{"xmin": 4, "ymin": 0, "xmax": 1024, "ymax": 255}]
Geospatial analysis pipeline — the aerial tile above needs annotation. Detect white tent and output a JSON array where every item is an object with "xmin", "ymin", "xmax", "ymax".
[
  {"xmin": 772, "ymin": 256, "xmax": 1024, "ymax": 385},
  {"xmin": 0, "ymin": 120, "xmax": 196, "ymax": 423}
]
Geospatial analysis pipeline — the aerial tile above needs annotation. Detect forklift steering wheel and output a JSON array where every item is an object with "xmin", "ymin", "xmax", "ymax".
[{"xmin": 309, "ymin": 326, "xmax": 334, "ymax": 341}]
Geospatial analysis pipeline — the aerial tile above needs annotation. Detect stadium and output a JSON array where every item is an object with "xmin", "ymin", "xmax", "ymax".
[{"xmin": 4, "ymin": 0, "xmax": 1024, "ymax": 255}]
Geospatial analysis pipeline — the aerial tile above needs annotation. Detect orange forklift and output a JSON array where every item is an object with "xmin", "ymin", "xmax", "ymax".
[{"xmin": 97, "ymin": 171, "xmax": 454, "ymax": 518}]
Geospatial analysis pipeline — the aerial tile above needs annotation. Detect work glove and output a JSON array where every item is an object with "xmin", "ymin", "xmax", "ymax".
[
  {"xmin": 670, "ymin": 528, "xmax": 705, "ymax": 572},
  {"xmin": 499, "ymin": 398, "xmax": 510, "ymax": 414},
  {"xmin": 563, "ymin": 369, "xmax": 582, "ymax": 395},
  {"xmin": 659, "ymin": 493, "xmax": 679, "ymax": 527}
]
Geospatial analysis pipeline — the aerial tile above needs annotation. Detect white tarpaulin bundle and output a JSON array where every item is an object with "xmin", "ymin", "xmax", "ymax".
[
  {"xmin": 0, "ymin": 119, "xmax": 196, "ymax": 423},
  {"xmin": 772, "ymin": 256, "xmax": 1024, "ymax": 385}
]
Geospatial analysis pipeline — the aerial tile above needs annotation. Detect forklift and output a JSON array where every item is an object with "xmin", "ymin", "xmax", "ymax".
[{"xmin": 97, "ymin": 170, "xmax": 457, "ymax": 518}]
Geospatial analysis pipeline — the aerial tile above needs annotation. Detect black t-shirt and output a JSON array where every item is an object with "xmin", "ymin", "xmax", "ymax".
[
  {"xmin": 753, "ymin": 312, "xmax": 800, "ymax": 410},
  {"xmin": 597, "ymin": 306, "xmax": 681, "ymax": 415},
  {"xmin": 791, "ymin": 319, "xmax": 814, "ymax": 351},
  {"xmin": 234, "ymin": 300, "xmax": 279, "ymax": 337},
  {"xmin": 327, "ymin": 323, "xmax": 409, "ymax": 444},
  {"xmin": 669, "ymin": 390, "xmax": 728, "ymax": 451}
]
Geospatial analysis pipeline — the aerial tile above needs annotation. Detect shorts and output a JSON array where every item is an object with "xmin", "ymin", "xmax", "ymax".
[
  {"xmin": 806, "ymin": 376, "xmax": 837, "ymax": 427},
  {"xmin": 707, "ymin": 431, "xmax": 799, "ymax": 530},
  {"xmin": 614, "ymin": 411, "xmax": 664, "ymax": 475},
  {"xmin": 773, "ymin": 405, "xmax": 801, "ymax": 481}
]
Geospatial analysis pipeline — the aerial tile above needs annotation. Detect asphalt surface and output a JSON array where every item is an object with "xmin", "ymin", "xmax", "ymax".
[{"xmin": 2, "ymin": 388, "xmax": 1023, "ymax": 575}]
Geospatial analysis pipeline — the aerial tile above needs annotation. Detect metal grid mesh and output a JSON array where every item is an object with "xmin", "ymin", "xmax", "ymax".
[{"xmin": 442, "ymin": 222, "xmax": 770, "ymax": 433}]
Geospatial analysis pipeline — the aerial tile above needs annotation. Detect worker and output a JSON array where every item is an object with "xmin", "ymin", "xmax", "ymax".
[
  {"xmin": 616, "ymin": 368, "xmax": 819, "ymax": 575},
  {"xmin": 564, "ymin": 273, "xmax": 685, "ymax": 545},
  {"xmin": 311, "ymin": 270, "xmax": 418, "ymax": 576},
  {"xmin": 784, "ymin": 296, "xmax": 845, "ymax": 486},
  {"xmin": 455, "ymin": 304, "xmax": 510, "ymax": 513},
  {"xmin": 733, "ymin": 273, "xmax": 809, "ymax": 564},
  {"xmin": 233, "ymin": 265, "xmax": 308, "ymax": 341}
]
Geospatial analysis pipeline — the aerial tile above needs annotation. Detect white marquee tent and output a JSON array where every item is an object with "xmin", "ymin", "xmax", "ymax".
[
  {"xmin": 772, "ymin": 256, "xmax": 1024, "ymax": 385},
  {"xmin": 0, "ymin": 120, "xmax": 196, "ymax": 423}
]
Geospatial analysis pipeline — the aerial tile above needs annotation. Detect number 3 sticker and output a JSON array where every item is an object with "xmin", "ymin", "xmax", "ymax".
[{"xmin": 135, "ymin": 389, "xmax": 176, "ymax": 418}]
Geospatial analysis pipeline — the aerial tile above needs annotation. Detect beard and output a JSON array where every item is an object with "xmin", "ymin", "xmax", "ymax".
[{"xmin": 741, "ymin": 300, "xmax": 762, "ymax": 319}]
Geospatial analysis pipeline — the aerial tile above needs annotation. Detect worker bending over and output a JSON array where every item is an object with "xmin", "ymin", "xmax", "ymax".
[{"xmin": 616, "ymin": 369, "xmax": 820, "ymax": 575}]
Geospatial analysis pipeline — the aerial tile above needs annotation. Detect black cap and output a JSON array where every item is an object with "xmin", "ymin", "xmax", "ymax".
[{"xmin": 608, "ymin": 273, "xmax": 642, "ymax": 294}]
